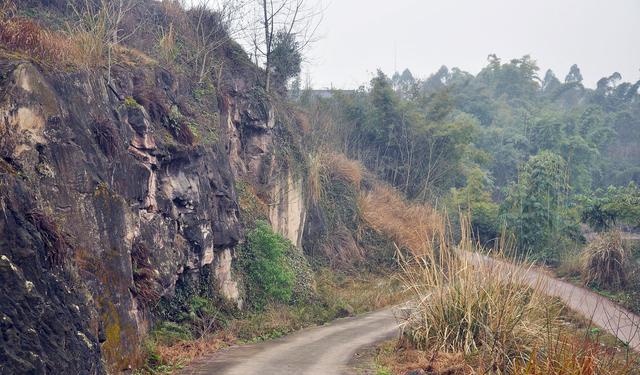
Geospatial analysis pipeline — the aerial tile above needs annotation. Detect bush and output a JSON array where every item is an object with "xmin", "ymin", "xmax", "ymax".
[
  {"xmin": 582, "ymin": 231, "xmax": 628, "ymax": 289},
  {"xmin": 242, "ymin": 221, "xmax": 295, "ymax": 309}
]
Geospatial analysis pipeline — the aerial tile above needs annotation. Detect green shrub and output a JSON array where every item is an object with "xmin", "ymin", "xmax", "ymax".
[{"xmin": 242, "ymin": 221, "xmax": 295, "ymax": 308}]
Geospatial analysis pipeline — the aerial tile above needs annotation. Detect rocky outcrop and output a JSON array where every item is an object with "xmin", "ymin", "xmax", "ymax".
[
  {"xmin": 220, "ymin": 86, "xmax": 307, "ymax": 248},
  {"xmin": 0, "ymin": 53, "xmax": 309, "ymax": 373},
  {"xmin": 0, "ymin": 178, "xmax": 103, "ymax": 374},
  {"xmin": 0, "ymin": 61, "xmax": 247, "ymax": 372}
]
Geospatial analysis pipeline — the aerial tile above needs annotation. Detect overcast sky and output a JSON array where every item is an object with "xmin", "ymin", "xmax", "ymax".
[{"xmin": 303, "ymin": 0, "xmax": 640, "ymax": 89}]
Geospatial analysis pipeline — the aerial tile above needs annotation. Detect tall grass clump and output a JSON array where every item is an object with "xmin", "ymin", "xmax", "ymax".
[
  {"xmin": 397, "ymin": 216, "xmax": 561, "ymax": 372},
  {"xmin": 582, "ymin": 230, "xmax": 627, "ymax": 289}
]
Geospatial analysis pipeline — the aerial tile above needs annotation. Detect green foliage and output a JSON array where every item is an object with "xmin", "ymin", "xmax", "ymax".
[
  {"xmin": 151, "ymin": 322, "xmax": 193, "ymax": 345},
  {"xmin": 323, "ymin": 70, "xmax": 476, "ymax": 201},
  {"xmin": 192, "ymin": 82, "xmax": 215, "ymax": 102},
  {"xmin": 124, "ymin": 96, "xmax": 140, "ymax": 108},
  {"xmin": 448, "ymin": 166, "xmax": 500, "ymax": 245},
  {"xmin": 270, "ymin": 31, "xmax": 302, "ymax": 88},
  {"xmin": 502, "ymin": 151, "xmax": 578, "ymax": 260},
  {"xmin": 241, "ymin": 221, "xmax": 295, "ymax": 309},
  {"xmin": 578, "ymin": 183, "xmax": 640, "ymax": 231}
]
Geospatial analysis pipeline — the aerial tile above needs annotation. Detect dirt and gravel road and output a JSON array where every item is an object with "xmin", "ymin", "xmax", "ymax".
[{"xmin": 180, "ymin": 258, "xmax": 640, "ymax": 375}]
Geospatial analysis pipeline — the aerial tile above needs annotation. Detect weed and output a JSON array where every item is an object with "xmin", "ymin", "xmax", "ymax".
[
  {"xmin": 124, "ymin": 96, "xmax": 141, "ymax": 109},
  {"xmin": 157, "ymin": 23, "xmax": 177, "ymax": 64},
  {"xmin": 0, "ymin": 17, "xmax": 76, "ymax": 67},
  {"xmin": 397, "ymin": 216, "xmax": 558, "ymax": 372}
]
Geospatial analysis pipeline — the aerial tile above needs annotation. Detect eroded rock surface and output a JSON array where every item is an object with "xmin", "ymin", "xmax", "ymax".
[{"xmin": 0, "ymin": 59, "xmax": 304, "ymax": 373}]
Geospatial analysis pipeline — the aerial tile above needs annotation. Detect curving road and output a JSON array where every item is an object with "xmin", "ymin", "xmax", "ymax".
[
  {"xmin": 180, "ymin": 259, "xmax": 640, "ymax": 375},
  {"xmin": 178, "ymin": 308, "xmax": 399, "ymax": 375}
]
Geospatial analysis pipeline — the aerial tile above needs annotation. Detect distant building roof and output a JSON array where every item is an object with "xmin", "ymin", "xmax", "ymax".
[{"xmin": 307, "ymin": 89, "xmax": 356, "ymax": 99}]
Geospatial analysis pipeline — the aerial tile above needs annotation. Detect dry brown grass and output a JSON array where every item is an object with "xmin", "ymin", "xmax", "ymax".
[
  {"xmin": 152, "ymin": 332, "xmax": 233, "ymax": 370},
  {"xmin": 307, "ymin": 151, "xmax": 363, "ymax": 205},
  {"xmin": 0, "ymin": 17, "xmax": 78, "ymax": 67},
  {"xmin": 582, "ymin": 231, "xmax": 628, "ymax": 289},
  {"xmin": 324, "ymin": 152, "xmax": 364, "ymax": 187},
  {"xmin": 320, "ymin": 225, "xmax": 364, "ymax": 267},
  {"xmin": 376, "ymin": 340, "xmax": 473, "ymax": 375},
  {"xmin": 514, "ymin": 336, "xmax": 633, "ymax": 375},
  {"xmin": 0, "ymin": 10, "xmax": 153, "ymax": 70},
  {"xmin": 358, "ymin": 184, "xmax": 442, "ymax": 256}
]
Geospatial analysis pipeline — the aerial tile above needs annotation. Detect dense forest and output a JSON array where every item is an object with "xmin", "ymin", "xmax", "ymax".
[{"xmin": 298, "ymin": 56, "xmax": 640, "ymax": 262}]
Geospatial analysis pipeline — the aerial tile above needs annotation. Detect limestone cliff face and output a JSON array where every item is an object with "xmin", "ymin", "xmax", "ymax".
[
  {"xmin": 220, "ymin": 84, "xmax": 307, "ymax": 248},
  {"xmin": 0, "ymin": 59, "xmax": 306, "ymax": 373}
]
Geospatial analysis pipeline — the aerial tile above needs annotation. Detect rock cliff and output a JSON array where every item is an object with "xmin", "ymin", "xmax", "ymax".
[{"xmin": 0, "ymin": 54, "xmax": 306, "ymax": 373}]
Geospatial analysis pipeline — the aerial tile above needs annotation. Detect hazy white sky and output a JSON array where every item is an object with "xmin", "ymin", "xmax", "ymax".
[{"xmin": 303, "ymin": 0, "xmax": 640, "ymax": 89}]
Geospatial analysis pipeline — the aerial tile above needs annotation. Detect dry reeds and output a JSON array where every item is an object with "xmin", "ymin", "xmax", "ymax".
[
  {"xmin": 307, "ymin": 152, "xmax": 325, "ymax": 205},
  {"xmin": 582, "ymin": 231, "xmax": 627, "ymax": 289},
  {"xmin": 397, "ymin": 216, "xmax": 560, "ymax": 372},
  {"xmin": 514, "ymin": 334, "xmax": 634, "ymax": 375},
  {"xmin": 358, "ymin": 184, "xmax": 442, "ymax": 256}
]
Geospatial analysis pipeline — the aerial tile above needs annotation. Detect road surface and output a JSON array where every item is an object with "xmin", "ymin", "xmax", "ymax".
[
  {"xmin": 180, "ymin": 258, "xmax": 640, "ymax": 375},
  {"xmin": 179, "ymin": 308, "xmax": 399, "ymax": 375}
]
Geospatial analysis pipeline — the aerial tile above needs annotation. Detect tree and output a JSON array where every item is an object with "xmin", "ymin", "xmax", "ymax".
[
  {"xmin": 565, "ymin": 64, "xmax": 583, "ymax": 84},
  {"xmin": 270, "ymin": 30, "xmax": 302, "ymax": 88},
  {"xmin": 249, "ymin": 0, "xmax": 321, "ymax": 92},
  {"xmin": 542, "ymin": 69, "xmax": 561, "ymax": 93},
  {"xmin": 503, "ymin": 151, "xmax": 573, "ymax": 260},
  {"xmin": 579, "ymin": 183, "xmax": 640, "ymax": 231}
]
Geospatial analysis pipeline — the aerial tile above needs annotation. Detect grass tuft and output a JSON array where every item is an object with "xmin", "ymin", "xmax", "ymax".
[{"xmin": 582, "ymin": 230, "xmax": 627, "ymax": 289}]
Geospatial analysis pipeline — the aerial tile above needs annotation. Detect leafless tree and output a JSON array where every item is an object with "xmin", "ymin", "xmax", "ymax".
[
  {"xmin": 248, "ymin": 0, "xmax": 322, "ymax": 92},
  {"xmin": 67, "ymin": 0, "xmax": 142, "ymax": 80}
]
